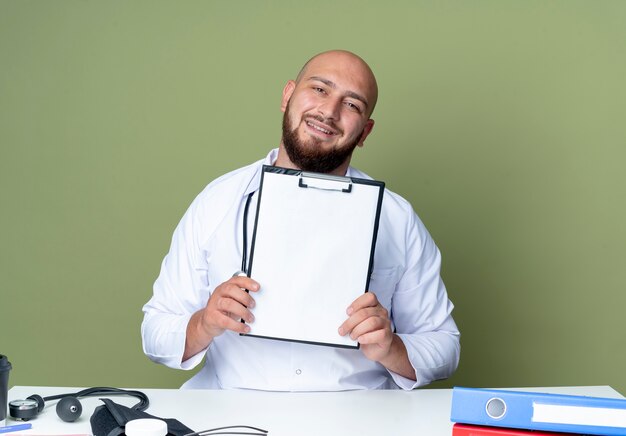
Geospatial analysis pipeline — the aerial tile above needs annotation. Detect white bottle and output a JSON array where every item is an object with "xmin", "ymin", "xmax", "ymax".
[{"xmin": 125, "ymin": 418, "xmax": 168, "ymax": 436}]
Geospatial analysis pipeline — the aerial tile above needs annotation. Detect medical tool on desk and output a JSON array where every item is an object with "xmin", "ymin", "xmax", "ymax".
[{"xmin": 9, "ymin": 387, "xmax": 149, "ymax": 422}]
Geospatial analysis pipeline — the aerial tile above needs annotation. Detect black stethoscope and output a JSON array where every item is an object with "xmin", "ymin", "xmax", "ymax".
[{"xmin": 237, "ymin": 191, "xmax": 256, "ymax": 276}]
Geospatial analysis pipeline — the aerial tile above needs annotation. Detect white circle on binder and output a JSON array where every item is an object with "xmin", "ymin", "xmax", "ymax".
[
  {"xmin": 486, "ymin": 397, "xmax": 507, "ymax": 419},
  {"xmin": 125, "ymin": 418, "xmax": 168, "ymax": 436}
]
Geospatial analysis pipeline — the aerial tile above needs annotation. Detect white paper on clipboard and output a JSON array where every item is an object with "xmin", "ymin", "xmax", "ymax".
[{"xmin": 243, "ymin": 165, "xmax": 385, "ymax": 348}]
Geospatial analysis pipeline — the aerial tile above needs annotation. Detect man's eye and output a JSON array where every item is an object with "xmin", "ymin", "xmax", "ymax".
[
  {"xmin": 313, "ymin": 87, "xmax": 325, "ymax": 93},
  {"xmin": 345, "ymin": 102, "xmax": 361, "ymax": 112}
]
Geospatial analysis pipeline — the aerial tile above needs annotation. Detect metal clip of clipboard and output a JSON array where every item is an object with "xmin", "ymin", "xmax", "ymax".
[{"xmin": 298, "ymin": 172, "xmax": 353, "ymax": 193}]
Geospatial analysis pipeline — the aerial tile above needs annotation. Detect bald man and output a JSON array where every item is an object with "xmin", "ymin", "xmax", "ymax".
[{"xmin": 142, "ymin": 50, "xmax": 460, "ymax": 390}]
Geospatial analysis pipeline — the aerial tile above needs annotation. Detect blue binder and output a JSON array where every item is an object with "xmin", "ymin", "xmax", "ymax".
[{"xmin": 450, "ymin": 387, "xmax": 626, "ymax": 436}]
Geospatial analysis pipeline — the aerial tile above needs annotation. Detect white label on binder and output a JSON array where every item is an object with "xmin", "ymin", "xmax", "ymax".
[{"xmin": 533, "ymin": 403, "xmax": 626, "ymax": 427}]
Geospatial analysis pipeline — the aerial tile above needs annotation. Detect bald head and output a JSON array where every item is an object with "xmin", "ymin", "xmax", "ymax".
[
  {"xmin": 294, "ymin": 50, "xmax": 378, "ymax": 117},
  {"xmin": 276, "ymin": 50, "xmax": 378, "ymax": 174}
]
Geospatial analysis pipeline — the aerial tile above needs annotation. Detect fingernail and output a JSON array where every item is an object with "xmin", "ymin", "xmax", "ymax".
[
  {"xmin": 244, "ymin": 325, "xmax": 251, "ymax": 333},
  {"xmin": 249, "ymin": 314, "xmax": 255, "ymax": 323},
  {"xmin": 346, "ymin": 307, "xmax": 353, "ymax": 315},
  {"xmin": 338, "ymin": 327, "xmax": 344, "ymax": 336},
  {"xmin": 249, "ymin": 300, "xmax": 255, "ymax": 308}
]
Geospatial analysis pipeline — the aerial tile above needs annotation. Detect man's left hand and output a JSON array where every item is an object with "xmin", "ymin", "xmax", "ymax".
[
  {"xmin": 338, "ymin": 292, "xmax": 416, "ymax": 381},
  {"xmin": 338, "ymin": 292, "xmax": 393, "ymax": 362}
]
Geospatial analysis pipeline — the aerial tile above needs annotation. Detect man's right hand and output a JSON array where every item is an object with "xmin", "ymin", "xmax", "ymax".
[{"xmin": 183, "ymin": 275, "xmax": 260, "ymax": 362}]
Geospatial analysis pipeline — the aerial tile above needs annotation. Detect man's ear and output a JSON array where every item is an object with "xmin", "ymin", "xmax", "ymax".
[
  {"xmin": 280, "ymin": 80, "xmax": 296, "ymax": 112},
  {"xmin": 357, "ymin": 119, "xmax": 375, "ymax": 147}
]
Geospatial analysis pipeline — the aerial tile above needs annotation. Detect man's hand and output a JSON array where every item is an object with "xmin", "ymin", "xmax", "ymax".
[
  {"xmin": 338, "ymin": 292, "xmax": 393, "ymax": 361},
  {"xmin": 183, "ymin": 275, "xmax": 259, "ymax": 362},
  {"xmin": 338, "ymin": 292, "xmax": 416, "ymax": 381},
  {"xmin": 201, "ymin": 275, "xmax": 259, "ymax": 337}
]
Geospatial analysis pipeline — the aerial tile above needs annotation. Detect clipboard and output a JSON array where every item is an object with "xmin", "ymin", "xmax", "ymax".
[{"xmin": 242, "ymin": 165, "xmax": 385, "ymax": 348}]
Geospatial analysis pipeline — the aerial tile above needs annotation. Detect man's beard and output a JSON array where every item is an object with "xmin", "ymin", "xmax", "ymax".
[{"xmin": 281, "ymin": 103, "xmax": 362, "ymax": 174}]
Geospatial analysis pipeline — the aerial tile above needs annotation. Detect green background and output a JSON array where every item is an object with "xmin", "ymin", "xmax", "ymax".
[{"xmin": 1, "ymin": 1, "xmax": 625, "ymax": 393}]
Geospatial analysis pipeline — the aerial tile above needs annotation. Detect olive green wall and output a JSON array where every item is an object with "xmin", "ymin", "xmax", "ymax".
[{"xmin": 1, "ymin": 1, "xmax": 625, "ymax": 393}]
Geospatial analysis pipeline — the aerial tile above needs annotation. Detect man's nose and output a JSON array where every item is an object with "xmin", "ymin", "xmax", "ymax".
[{"xmin": 318, "ymin": 98, "xmax": 341, "ymax": 120}]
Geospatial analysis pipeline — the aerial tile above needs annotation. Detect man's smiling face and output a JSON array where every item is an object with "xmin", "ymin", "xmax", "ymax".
[{"xmin": 278, "ymin": 51, "xmax": 378, "ymax": 174}]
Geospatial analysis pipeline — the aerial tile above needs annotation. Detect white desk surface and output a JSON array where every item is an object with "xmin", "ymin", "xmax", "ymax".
[{"xmin": 6, "ymin": 385, "xmax": 624, "ymax": 436}]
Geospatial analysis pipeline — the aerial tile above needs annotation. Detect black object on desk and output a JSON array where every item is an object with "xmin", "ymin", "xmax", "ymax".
[{"xmin": 91, "ymin": 398, "xmax": 193, "ymax": 436}]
